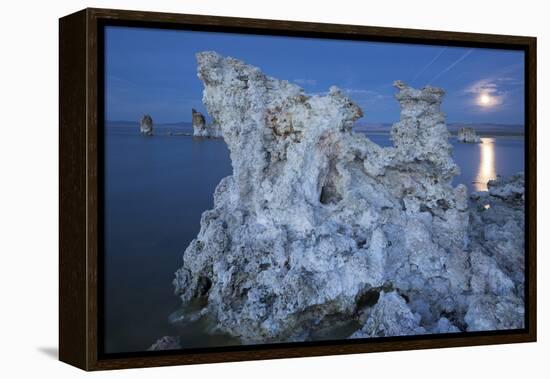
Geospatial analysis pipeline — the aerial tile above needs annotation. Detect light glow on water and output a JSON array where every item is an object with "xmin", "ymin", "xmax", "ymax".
[{"xmin": 473, "ymin": 137, "xmax": 496, "ymax": 191}]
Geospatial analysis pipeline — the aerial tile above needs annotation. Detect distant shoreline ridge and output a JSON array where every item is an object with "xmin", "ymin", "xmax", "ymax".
[{"xmin": 106, "ymin": 120, "xmax": 525, "ymax": 136}]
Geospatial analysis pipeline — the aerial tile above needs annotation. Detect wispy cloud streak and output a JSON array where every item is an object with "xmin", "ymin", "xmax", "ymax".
[
  {"xmin": 428, "ymin": 49, "xmax": 474, "ymax": 85},
  {"xmin": 411, "ymin": 47, "xmax": 446, "ymax": 84}
]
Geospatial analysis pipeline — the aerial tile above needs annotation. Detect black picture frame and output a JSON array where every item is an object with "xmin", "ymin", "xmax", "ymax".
[{"xmin": 59, "ymin": 8, "xmax": 537, "ymax": 371}]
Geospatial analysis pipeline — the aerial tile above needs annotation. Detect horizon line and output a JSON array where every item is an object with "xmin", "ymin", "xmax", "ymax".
[{"xmin": 106, "ymin": 119, "xmax": 526, "ymax": 128}]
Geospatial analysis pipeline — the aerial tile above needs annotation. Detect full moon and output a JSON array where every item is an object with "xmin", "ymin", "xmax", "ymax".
[{"xmin": 478, "ymin": 93, "xmax": 493, "ymax": 107}]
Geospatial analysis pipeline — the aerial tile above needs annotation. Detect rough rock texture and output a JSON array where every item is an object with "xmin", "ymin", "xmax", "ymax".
[
  {"xmin": 173, "ymin": 52, "xmax": 525, "ymax": 343},
  {"xmin": 147, "ymin": 336, "xmax": 181, "ymax": 351},
  {"xmin": 457, "ymin": 127, "xmax": 481, "ymax": 143},
  {"xmin": 192, "ymin": 108, "xmax": 222, "ymax": 138},
  {"xmin": 351, "ymin": 291, "xmax": 426, "ymax": 338},
  {"xmin": 140, "ymin": 114, "xmax": 153, "ymax": 136},
  {"xmin": 467, "ymin": 173, "xmax": 525, "ymax": 331},
  {"xmin": 209, "ymin": 120, "xmax": 223, "ymax": 137}
]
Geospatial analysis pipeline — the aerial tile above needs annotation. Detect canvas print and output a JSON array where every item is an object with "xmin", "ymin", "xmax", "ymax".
[{"xmin": 102, "ymin": 26, "xmax": 526, "ymax": 354}]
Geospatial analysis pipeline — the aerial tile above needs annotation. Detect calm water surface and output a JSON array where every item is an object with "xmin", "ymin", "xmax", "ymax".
[
  {"xmin": 104, "ymin": 125, "xmax": 234, "ymax": 353},
  {"xmin": 104, "ymin": 125, "xmax": 524, "ymax": 353}
]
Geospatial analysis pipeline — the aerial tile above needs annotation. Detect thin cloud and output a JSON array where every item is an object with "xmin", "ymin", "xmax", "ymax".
[
  {"xmin": 464, "ymin": 78, "xmax": 508, "ymax": 109},
  {"xmin": 343, "ymin": 88, "xmax": 381, "ymax": 95},
  {"xmin": 428, "ymin": 49, "xmax": 474, "ymax": 85},
  {"xmin": 293, "ymin": 78, "xmax": 317, "ymax": 86},
  {"xmin": 107, "ymin": 75, "xmax": 140, "ymax": 88},
  {"xmin": 306, "ymin": 87, "xmax": 391, "ymax": 110},
  {"xmin": 342, "ymin": 88, "xmax": 391, "ymax": 103},
  {"xmin": 308, "ymin": 90, "xmax": 329, "ymax": 96}
]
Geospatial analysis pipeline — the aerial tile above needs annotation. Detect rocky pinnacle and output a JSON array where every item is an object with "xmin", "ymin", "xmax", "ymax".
[{"xmin": 173, "ymin": 52, "xmax": 525, "ymax": 343}]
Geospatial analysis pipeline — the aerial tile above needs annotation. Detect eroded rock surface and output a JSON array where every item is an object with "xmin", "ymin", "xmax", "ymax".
[
  {"xmin": 467, "ymin": 173, "xmax": 525, "ymax": 331},
  {"xmin": 457, "ymin": 127, "xmax": 481, "ymax": 143},
  {"xmin": 173, "ymin": 52, "xmax": 524, "ymax": 343},
  {"xmin": 140, "ymin": 114, "xmax": 153, "ymax": 136},
  {"xmin": 351, "ymin": 291, "xmax": 426, "ymax": 338},
  {"xmin": 192, "ymin": 108, "xmax": 222, "ymax": 138}
]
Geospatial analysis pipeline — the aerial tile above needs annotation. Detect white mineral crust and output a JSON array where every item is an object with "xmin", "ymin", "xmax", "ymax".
[{"xmin": 173, "ymin": 52, "xmax": 525, "ymax": 343}]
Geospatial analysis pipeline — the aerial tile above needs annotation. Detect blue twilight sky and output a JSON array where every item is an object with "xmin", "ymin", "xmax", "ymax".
[{"xmin": 105, "ymin": 26, "xmax": 525, "ymax": 125}]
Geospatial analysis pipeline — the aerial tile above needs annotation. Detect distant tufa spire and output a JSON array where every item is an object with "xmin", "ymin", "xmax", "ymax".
[{"xmin": 140, "ymin": 114, "xmax": 153, "ymax": 136}]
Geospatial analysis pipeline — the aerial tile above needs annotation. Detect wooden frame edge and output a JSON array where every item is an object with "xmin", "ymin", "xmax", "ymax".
[
  {"xmin": 59, "ymin": 8, "xmax": 88, "ymax": 370},
  {"xmin": 526, "ymin": 37, "xmax": 537, "ymax": 343},
  {"xmin": 85, "ymin": 7, "xmax": 536, "ymax": 44}
]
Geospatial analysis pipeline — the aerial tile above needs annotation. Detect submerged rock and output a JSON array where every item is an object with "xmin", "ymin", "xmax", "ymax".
[
  {"xmin": 351, "ymin": 291, "xmax": 426, "ymax": 338},
  {"xmin": 173, "ymin": 52, "xmax": 524, "ymax": 343},
  {"xmin": 433, "ymin": 317, "xmax": 461, "ymax": 334},
  {"xmin": 192, "ymin": 108, "xmax": 222, "ymax": 138},
  {"xmin": 457, "ymin": 127, "xmax": 481, "ymax": 143},
  {"xmin": 140, "ymin": 114, "xmax": 153, "ymax": 136},
  {"xmin": 147, "ymin": 336, "xmax": 181, "ymax": 351}
]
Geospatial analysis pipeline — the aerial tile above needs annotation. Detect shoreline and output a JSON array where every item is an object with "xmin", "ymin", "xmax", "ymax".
[{"xmin": 356, "ymin": 130, "xmax": 525, "ymax": 137}]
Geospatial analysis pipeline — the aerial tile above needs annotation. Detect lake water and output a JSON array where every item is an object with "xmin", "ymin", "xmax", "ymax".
[
  {"xmin": 364, "ymin": 134, "xmax": 525, "ymax": 191},
  {"xmin": 103, "ymin": 125, "xmax": 524, "ymax": 354}
]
